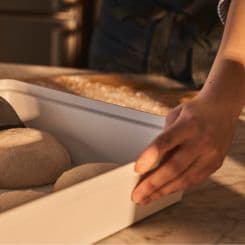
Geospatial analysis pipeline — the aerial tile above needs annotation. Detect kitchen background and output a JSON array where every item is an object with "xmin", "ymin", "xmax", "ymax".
[
  {"xmin": 0, "ymin": 0, "xmax": 223, "ymax": 89},
  {"xmin": 0, "ymin": 0, "xmax": 101, "ymax": 68}
]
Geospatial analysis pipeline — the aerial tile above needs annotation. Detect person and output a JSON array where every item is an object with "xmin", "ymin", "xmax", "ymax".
[{"xmin": 90, "ymin": 0, "xmax": 245, "ymax": 205}]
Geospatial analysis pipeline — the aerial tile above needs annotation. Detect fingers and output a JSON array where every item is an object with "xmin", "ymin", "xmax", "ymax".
[
  {"xmin": 135, "ymin": 120, "xmax": 190, "ymax": 175},
  {"xmin": 132, "ymin": 144, "xmax": 198, "ymax": 204},
  {"xmin": 150, "ymin": 157, "xmax": 222, "ymax": 202}
]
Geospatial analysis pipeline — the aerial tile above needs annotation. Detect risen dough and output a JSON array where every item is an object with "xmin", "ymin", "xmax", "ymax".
[
  {"xmin": 0, "ymin": 128, "xmax": 71, "ymax": 189},
  {"xmin": 0, "ymin": 185, "xmax": 52, "ymax": 213},
  {"xmin": 54, "ymin": 163, "xmax": 119, "ymax": 191}
]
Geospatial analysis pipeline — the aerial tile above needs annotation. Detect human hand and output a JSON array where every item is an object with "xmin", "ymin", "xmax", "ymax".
[{"xmin": 132, "ymin": 95, "xmax": 239, "ymax": 205}]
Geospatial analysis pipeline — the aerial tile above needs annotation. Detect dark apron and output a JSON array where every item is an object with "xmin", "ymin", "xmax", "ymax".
[{"xmin": 89, "ymin": 0, "xmax": 223, "ymax": 88}]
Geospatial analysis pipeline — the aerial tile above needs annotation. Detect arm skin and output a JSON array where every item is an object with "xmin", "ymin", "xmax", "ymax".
[
  {"xmin": 201, "ymin": 0, "xmax": 245, "ymax": 115},
  {"xmin": 133, "ymin": 0, "xmax": 245, "ymax": 205}
]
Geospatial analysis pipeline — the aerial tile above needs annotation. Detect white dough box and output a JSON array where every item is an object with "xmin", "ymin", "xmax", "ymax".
[{"xmin": 0, "ymin": 79, "xmax": 183, "ymax": 244}]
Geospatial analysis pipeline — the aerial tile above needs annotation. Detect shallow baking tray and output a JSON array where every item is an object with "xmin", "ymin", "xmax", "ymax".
[{"xmin": 0, "ymin": 79, "xmax": 182, "ymax": 244}]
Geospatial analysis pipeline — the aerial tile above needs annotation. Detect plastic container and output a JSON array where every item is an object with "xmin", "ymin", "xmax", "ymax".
[{"xmin": 0, "ymin": 79, "xmax": 182, "ymax": 244}]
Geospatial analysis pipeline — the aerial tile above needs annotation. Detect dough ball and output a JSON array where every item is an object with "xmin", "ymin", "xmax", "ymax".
[
  {"xmin": 0, "ymin": 185, "xmax": 52, "ymax": 213},
  {"xmin": 0, "ymin": 128, "xmax": 71, "ymax": 189},
  {"xmin": 54, "ymin": 163, "xmax": 119, "ymax": 191}
]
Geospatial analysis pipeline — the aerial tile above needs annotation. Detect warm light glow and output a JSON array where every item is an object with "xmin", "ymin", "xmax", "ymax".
[{"xmin": 0, "ymin": 129, "xmax": 43, "ymax": 149}]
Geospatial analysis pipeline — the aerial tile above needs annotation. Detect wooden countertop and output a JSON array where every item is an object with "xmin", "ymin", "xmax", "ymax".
[
  {"xmin": 0, "ymin": 63, "xmax": 197, "ymax": 116},
  {"xmin": 0, "ymin": 63, "xmax": 244, "ymax": 244}
]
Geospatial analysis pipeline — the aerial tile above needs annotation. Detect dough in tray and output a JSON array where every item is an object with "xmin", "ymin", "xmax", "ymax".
[
  {"xmin": 54, "ymin": 162, "xmax": 119, "ymax": 191},
  {"xmin": 0, "ymin": 128, "xmax": 71, "ymax": 189},
  {"xmin": 0, "ymin": 185, "xmax": 52, "ymax": 213}
]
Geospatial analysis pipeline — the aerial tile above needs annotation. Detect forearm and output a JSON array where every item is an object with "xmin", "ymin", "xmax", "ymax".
[
  {"xmin": 199, "ymin": 0, "xmax": 245, "ymax": 117},
  {"xmin": 200, "ymin": 59, "xmax": 244, "ymax": 117}
]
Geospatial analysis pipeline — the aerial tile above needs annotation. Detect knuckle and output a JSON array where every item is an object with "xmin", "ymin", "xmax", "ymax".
[
  {"xmin": 184, "ymin": 176, "xmax": 198, "ymax": 187},
  {"xmin": 170, "ymin": 155, "xmax": 183, "ymax": 167},
  {"xmin": 209, "ymin": 147, "xmax": 221, "ymax": 159},
  {"xmin": 200, "ymin": 134, "xmax": 213, "ymax": 146},
  {"xmin": 161, "ymin": 134, "xmax": 172, "ymax": 145},
  {"xmin": 183, "ymin": 114, "xmax": 201, "ymax": 134},
  {"xmin": 199, "ymin": 137, "xmax": 221, "ymax": 159},
  {"xmin": 145, "ymin": 180, "xmax": 160, "ymax": 192},
  {"xmin": 152, "ymin": 190, "xmax": 163, "ymax": 199},
  {"xmin": 157, "ymin": 134, "xmax": 173, "ymax": 149},
  {"xmin": 159, "ymin": 188, "xmax": 169, "ymax": 195},
  {"xmin": 184, "ymin": 110, "xmax": 197, "ymax": 123}
]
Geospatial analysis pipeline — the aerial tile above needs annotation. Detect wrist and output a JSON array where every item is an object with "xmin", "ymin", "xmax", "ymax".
[{"xmin": 198, "ymin": 59, "xmax": 245, "ymax": 118}]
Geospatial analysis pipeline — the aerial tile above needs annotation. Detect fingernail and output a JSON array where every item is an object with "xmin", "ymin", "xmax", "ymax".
[
  {"xmin": 135, "ymin": 162, "xmax": 147, "ymax": 174},
  {"xmin": 132, "ymin": 192, "xmax": 144, "ymax": 203},
  {"xmin": 133, "ymin": 196, "xmax": 142, "ymax": 204},
  {"xmin": 135, "ymin": 163, "xmax": 151, "ymax": 174},
  {"xmin": 132, "ymin": 190, "xmax": 150, "ymax": 204}
]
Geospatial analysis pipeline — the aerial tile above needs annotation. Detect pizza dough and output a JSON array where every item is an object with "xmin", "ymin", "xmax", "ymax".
[
  {"xmin": 54, "ymin": 163, "xmax": 119, "ymax": 191},
  {"xmin": 0, "ymin": 128, "xmax": 71, "ymax": 189},
  {"xmin": 0, "ymin": 185, "xmax": 52, "ymax": 213}
]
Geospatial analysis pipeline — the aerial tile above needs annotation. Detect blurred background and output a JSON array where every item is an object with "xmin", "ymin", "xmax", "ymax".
[
  {"xmin": 0, "ymin": 0, "xmax": 100, "ymax": 68},
  {"xmin": 0, "ymin": 0, "xmax": 222, "ymax": 87}
]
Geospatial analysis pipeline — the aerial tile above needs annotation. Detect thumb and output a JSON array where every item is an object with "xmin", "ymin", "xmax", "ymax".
[
  {"xmin": 135, "ymin": 117, "xmax": 187, "ymax": 174},
  {"xmin": 165, "ymin": 105, "xmax": 183, "ymax": 129}
]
